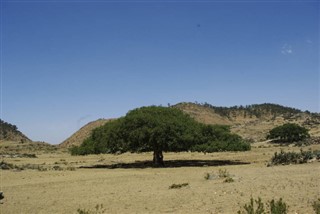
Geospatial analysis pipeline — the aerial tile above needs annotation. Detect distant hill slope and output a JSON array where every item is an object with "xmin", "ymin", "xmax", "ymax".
[
  {"xmin": 173, "ymin": 102, "xmax": 320, "ymax": 141},
  {"xmin": 61, "ymin": 102, "xmax": 320, "ymax": 148},
  {"xmin": 59, "ymin": 119, "xmax": 113, "ymax": 148},
  {"xmin": 0, "ymin": 119, "xmax": 31, "ymax": 143}
]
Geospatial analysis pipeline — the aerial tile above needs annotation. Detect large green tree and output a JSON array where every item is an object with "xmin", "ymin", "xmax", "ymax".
[
  {"xmin": 267, "ymin": 123, "xmax": 310, "ymax": 143},
  {"xmin": 70, "ymin": 106, "xmax": 250, "ymax": 166}
]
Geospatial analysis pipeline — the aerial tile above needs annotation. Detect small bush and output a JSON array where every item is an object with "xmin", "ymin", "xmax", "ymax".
[
  {"xmin": 77, "ymin": 209, "xmax": 90, "ymax": 214},
  {"xmin": 238, "ymin": 197, "xmax": 288, "ymax": 214},
  {"xmin": 270, "ymin": 149, "xmax": 319, "ymax": 165},
  {"xmin": 218, "ymin": 169, "xmax": 229, "ymax": 178},
  {"xmin": 313, "ymin": 198, "xmax": 320, "ymax": 214},
  {"xmin": 204, "ymin": 172, "xmax": 211, "ymax": 180},
  {"xmin": 52, "ymin": 165, "xmax": 63, "ymax": 171},
  {"xmin": 77, "ymin": 204, "xmax": 105, "ymax": 214},
  {"xmin": 268, "ymin": 198, "xmax": 288, "ymax": 214},
  {"xmin": 224, "ymin": 177, "xmax": 234, "ymax": 183},
  {"xmin": 238, "ymin": 197, "xmax": 265, "ymax": 214},
  {"xmin": 169, "ymin": 183, "xmax": 189, "ymax": 189}
]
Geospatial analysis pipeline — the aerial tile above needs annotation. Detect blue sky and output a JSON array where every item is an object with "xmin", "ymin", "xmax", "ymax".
[{"xmin": 1, "ymin": 1, "xmax": 319, "ymax": 144}]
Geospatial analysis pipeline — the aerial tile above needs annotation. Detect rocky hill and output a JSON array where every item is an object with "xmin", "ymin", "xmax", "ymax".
[
  {"xmin": 173, "ymin": 102, "xmax": 320, "ymax": 141},
  {"xmin": 59, "ymin": 119, "xmax": 113, "ymax": 148},
  {"xmin": 0, "ymin": 119, "xmax": 31, "ymax": 143}
]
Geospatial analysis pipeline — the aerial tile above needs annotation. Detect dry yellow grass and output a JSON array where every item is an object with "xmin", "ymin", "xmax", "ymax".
[{"xmin": 1, "ymin": 143, "xmax": 319, "ymax": 213}]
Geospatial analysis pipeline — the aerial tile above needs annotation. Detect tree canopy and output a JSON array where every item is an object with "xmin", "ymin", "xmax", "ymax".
[
  {"xmin": 267, "ymin": 123, "xmax": 310, "ymax": 143},
  {"xmin": 70, "ymin": 106, "xmax": 250, "ymax": 166}
]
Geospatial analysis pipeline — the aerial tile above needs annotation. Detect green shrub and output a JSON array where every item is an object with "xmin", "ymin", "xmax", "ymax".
[
  {"xmin": 238, "ymin": 197, "xmax": 265, "ymax": 214},
  {"xmin": 271, "ymin": 149, "xmax": 319, "ymax": 165},
  {"xmin": 238, "ymin": 197, "xmax": 288, "ymax": 214},
  {"xmin": 267, "ymin": 123, "xmax": 309, "ymax": 143},
  {"xmin": 190, "ymin": 137, "xmax": 251, "ymax": 153},
  {"xmin": 269, "ymin": 198, "xmax": 288, "ymax": 214}
]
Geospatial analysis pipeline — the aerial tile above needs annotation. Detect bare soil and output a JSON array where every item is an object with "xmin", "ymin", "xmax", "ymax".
[{"xmin": 0, "ymin": 142, "xmax": 319, "ymax": 213}]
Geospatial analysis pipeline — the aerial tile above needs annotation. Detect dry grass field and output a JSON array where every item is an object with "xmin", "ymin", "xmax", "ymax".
[{"xmin": 1, "ymin": 142, "xmax": 319, "ymax": 214}]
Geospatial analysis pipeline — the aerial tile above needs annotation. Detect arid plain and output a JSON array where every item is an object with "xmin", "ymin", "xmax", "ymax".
[{"xmin": 1, "ymin": 141, "xmax": 319, "ymax": 214}]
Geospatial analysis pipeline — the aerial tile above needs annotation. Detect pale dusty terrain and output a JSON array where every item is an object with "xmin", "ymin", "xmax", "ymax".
[{"xmin": 0, "ymin": 143, "xmax": 319, "ymax": 214}]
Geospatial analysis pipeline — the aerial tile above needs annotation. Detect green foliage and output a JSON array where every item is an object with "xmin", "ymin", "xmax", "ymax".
[
  {"xmin": 271, "ymin": 149, "xmax": 319, "ymax": 165},
  {"xmin": 169, "ymin": 183, "xmax": 189, "ymax": 189},
  {"xmin": 312, "ymin": 198, "xmax": 320, "ymax": 214},
  {"xmin": 269, "ymin": 198, "xmax": 288, "ymax": 214},
  {"xmin": 267, "ymin": 123, "xmax": 310, "ymax": 143},
  {"xmin": 190, "ymin": 138, "xmax": 251, "ymax": 153},
  {"xmin": 238, "ymin": 197, "xmax": 288, "ymax": 214},
  {"xmin": 70, "ymin": 106, "xmax": 250, "ymax": 160},
  {"xmin": 238, "ymin": 197, "xmax": 265, "ymax": 214},
  {"xmin": 190, "ymin": 124, "xmax": 251, "ymax": 152}
]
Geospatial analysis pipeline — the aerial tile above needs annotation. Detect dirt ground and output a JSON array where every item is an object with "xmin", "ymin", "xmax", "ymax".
[{"xmin": 0, "ymin": 143, "xmax": 319, "ymax": 214}]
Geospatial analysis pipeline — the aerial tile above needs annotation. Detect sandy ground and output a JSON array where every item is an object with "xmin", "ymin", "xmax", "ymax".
[{"xmin": 0, "ymin": 143, "xmax": 319, "ymax": 214}]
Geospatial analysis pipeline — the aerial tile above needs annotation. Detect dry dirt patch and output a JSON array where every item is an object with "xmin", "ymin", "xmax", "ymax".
[{"xmin": 1, "ymin": 145, "xmax": 319, "ymax": 213}]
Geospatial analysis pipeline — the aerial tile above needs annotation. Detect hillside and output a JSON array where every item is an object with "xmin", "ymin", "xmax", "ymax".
[
  {"xmin": 173, "ymin": 102, "xmax": 320, "ymax": 141},
  {"xmin": 0, "ymin": 119, "xmax": 31, "ymax": 143},
  {"xmin": 60, "ymin": 102, "xmax": 320, "ymax": 148},
  {"xmin": 59, "ymin": 119, "xmax": 113, "ymax": 148}
]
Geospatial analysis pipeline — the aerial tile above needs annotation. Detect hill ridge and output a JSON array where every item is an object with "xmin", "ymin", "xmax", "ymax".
[{"xmin": 0, "ymin": 119, "xmax": 31, "ymax": 142}]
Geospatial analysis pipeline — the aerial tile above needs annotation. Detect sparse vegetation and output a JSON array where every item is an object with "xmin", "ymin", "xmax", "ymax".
[
  {"xmin": 199, "ymin": 103, "xmax": 302, "ymax": 119},
  {"xmin": 224, "ymin": 177, "xmax": 234, "ymax": 183},
  {"xmin": 238, "ymin": 197, "xmax": 288, "ymax": 214},
  {"xmin": 270, "ymin": 149, "xmax": 319, "ymax": 165},
  {"xmin": 238, "ymin": 197, "xmax": 265, "ymax": 214},
  {"xmin": 204, "ymin": 169, "xmax": 235, "ymax": 183},
  {"xmin": 77, "ymin": 204, "xmax": 106, "ymax": 214},
  {"xmin": 1, "ymin": 102, "xmax": 319, "ymax": 213},
  {"xmin": 169, "ymin": 183, "xmax": 189, "ymax": 189},
  {"xmin": 218, "ymin": 168, "xmax": 230, "ymax": 178},
  {"xmin": 268, "ymin": 198, "xmax": 288, "ymax": 214},
  {"xmin": 204, "ymin": 172, "xmax": 211, "ymax": 180}
]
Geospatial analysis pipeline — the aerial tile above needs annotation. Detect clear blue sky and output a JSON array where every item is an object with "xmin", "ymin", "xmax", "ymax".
[{"xmin": 1, "ymin": 1, "xmax": 319, "ymax": 144}]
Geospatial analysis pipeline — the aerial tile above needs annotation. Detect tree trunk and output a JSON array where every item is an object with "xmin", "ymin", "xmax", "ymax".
[{"xmin": 153, "ymin": 151, "xmax": 164, "ymax": 167}]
